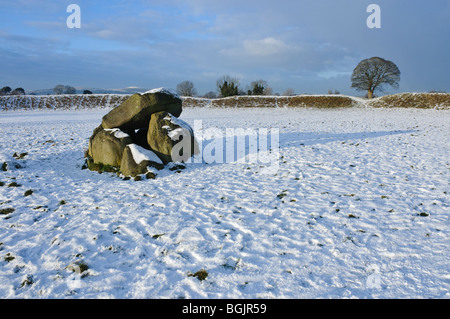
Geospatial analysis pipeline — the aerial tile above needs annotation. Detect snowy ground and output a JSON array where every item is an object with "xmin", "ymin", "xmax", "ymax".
[{"xmin": 0, "ymin": 107, "xmax": 448, "ymax": 299}]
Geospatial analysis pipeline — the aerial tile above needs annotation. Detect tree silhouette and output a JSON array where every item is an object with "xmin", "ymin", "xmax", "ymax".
[
  {"xmin": 351, "ymin": 57, "xmax": 400, "ymax": 98},
  {"xmin": 176, "ymin": 81, "xmax": 197, "ymax": 97},
  {"xmin": 216, "ymin": 75, "xmax": 239, "ymax": 97},
  {"xmin": 0, "ymin": 86, "xmax": 12, "ymax": 95}
]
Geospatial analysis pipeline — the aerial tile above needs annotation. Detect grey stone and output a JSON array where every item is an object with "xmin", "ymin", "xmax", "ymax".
[
  {"xmin": 147, "ymin": 111, "xmax": 198, "ymax": 164},
  {"xmin": 101, "ymin": 90, "xmax": 182, "ymax": 130},
  {"xmin": 88, "ymin": 127, "xmax": 133, "ymax": 167},
  {"xmin": 120, "ymin": 144, "xmax": 164, "ymax": 177}
]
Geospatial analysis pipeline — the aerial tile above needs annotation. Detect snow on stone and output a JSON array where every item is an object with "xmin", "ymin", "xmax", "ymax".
[
  {"xmin": 163, "ymin": 115, "xmax": 191, "ymax": 130},
  {"xmin": 162, "ymin": 115, "xmax": 192, "ymax": 141},
  {"xmin": 167, "ymin": 128, "xmax": 185, "ymax": 141},
  {"xmin": 104, "ymin": 128, "xmax": 129, "ymax": 139},
  {"xmin": 141, "ymin": 87, "xmax": 179, "ymax": 99},
  {"xmin": 128, "ymin": 143, "xmax": 162, "ymax": 164}
]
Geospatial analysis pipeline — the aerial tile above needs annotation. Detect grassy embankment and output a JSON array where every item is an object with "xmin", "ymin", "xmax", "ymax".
[{"xmin": 1, "ymin": 92, "xmax": 449, "ymax": 110}]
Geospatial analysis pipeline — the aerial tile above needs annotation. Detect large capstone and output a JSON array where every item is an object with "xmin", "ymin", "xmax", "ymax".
[{"xmin": 101, "ymin": 88, "xmax": 182, "ymax": 131}]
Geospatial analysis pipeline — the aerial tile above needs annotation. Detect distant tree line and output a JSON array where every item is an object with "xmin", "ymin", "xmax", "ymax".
[
  {"xmin": 54, "ymin": 85, "xmax": 94, "ymax": 95},
  {"xmin": 175, "ymin": 57, "xmax": 407, "ymax": 99},
  {"xmin": 1, "ymin": 85, "xmax": 96, "ymax": 96},
  {"xmin": 328, "ymin": 89, "xmax": 341, "ymax": 95},
  {"xmin": 53, "ymin": 85, "xmax": 77, "ymax": 95},
  {"xmin": 176, "ymin": 77, "xmax": 347, "ymax": 98},
  {"xmin": 7, "ymin": 57, "xmax": 447, "ymax": 100},
  {"xmin": 176, "ymin": 77, "xmax": 297, "ymax": 99},
  {"xmin": 0, "ymin": 86, "xmax": 26, "ymax": 96},
  {"xmin": 52, "ymin": 85, "xmax": 94, "ymax": 95}
]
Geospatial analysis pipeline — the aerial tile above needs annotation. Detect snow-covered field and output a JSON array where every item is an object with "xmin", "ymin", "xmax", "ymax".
[{"xmin": 0, "ymin": 107, "xmax": 448, "ymax": 299}]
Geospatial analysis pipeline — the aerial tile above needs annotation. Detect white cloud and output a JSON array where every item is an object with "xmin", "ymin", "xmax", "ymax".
[
  {"xmin": 318, "ymin": 70, "xmax": 352, "ymax": 80},
  {"xmin": 221, "ymin": 37, "xmax": 297, "ymax": 58},
  {"xmin": 243, "ymin": 37, "xmax": 289, "ymax": 56}
]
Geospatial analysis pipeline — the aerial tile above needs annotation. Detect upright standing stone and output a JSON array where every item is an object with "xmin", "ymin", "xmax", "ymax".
[
  {"xmin": 120, "ymin": 144, "xmax": 164, "ymax": 177},
  {"xmin": 147, "ymin": 111, "xmax": 197, "ymax": 164},
  {"xmin": 88, "ymin": 127, "xmax": 133, "ymax": 167}
]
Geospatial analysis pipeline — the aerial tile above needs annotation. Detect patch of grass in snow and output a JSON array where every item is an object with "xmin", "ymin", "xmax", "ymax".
[
  {"xmin": 13, "ymin": 152, "xmax": 28, "ymax": 159},
  {"xmin": 145, "ymin": 172, "xmax": 156, "ymax": 179},
  {"xmin": 277, "ymin": 190, "xmax": 288, "ymax": 200},
  {"xmin": 220, "ymin": 196, "xmax": 229, "ymax": 202},
  {"xmin": 67, "ymin": 261, "xmax": 89, "ymax": 277},
  {"xmin": 0, "ymin": 208, "xmax": 15, "ymax": 215},
  {"xmin": 4, "ymin": 253, "xmax": 15, "ymax": 262},
  {"xmin": 222, "ymin": 258, "xmax": 241, "ymax": 271},
  {"xmin": 8, "ymin": 182, "xmax": 21, "ymax": 187},
  {"xmin": 20, "ymin": 275, "xmax": 34, "ymax": 288},
  {"xmin": 188, "ymin": 269, "xmax": 208, "ymax": 281},
  {"xmin": 24, "ymin": 189, "xmax": 33, "ymax": 196},
  {"xmin": 417, "ymin": 212, "xmax": 429, "ymax": 217},
  {"xmin": 33, "ymin": 205, "xmax": 48, "ymax": 211},
  {"xmin": 86, "ymin": 158, "xmax": 119, "ymax": 174}
]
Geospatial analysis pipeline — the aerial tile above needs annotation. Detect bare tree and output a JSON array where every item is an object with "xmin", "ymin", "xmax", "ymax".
[
  {"xmin": 247, "ymin": 80, "xmax": 268, "ymax": 95},
  {"xmin": 53, "ymin": 84, "xmax": 76, "ymax": 95},
  {"xmin": 176, "ymin": 80, "xmax": 197, "ymax": 97},
  {"xmin": 351, "ymin": 57, "xmax": 400, "ymax": 99},
  {"xmin": 328, "ymin": 89, "xmax": 341, "ymax": 95},
  {"xmin": 54, "ymin": 84, "xmax": 65, "ymax": 95},
  {"xmin": 11, "ymin": 88, "xmax": 25, "ymax": 95},
  {"xmin": 282, "ymin": 88, "xmax": 295, "ymax": 96},
  {"xmin": 0, "ymin": 86, "xmax": 12, "ymax": 95},
  {"xmin": 203, "ymin": 91, "xmax": 217, "ymax": 99},
  {"xmin": 263, "ymin": 86, "xmax": 273, "ymax": 95},
  {"xmin": 64, "ymin": 86, "xmax": 76, "ymax": 94}
]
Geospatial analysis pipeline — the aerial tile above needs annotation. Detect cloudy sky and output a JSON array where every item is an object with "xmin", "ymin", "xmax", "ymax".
[{"xmin": 0, "ymin": 0, "xmax": 449, "ymax": 95}]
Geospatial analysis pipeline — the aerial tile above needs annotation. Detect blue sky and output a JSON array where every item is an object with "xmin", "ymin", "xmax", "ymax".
[{"xmin": 0, "ymin": 0, "xmax": 449, "ymax": 95}]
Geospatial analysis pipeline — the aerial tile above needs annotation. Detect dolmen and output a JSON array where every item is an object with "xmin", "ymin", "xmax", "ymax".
[{"xmin": 86, "ymin": 88, "xmax": 197, "ymax": 179}]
